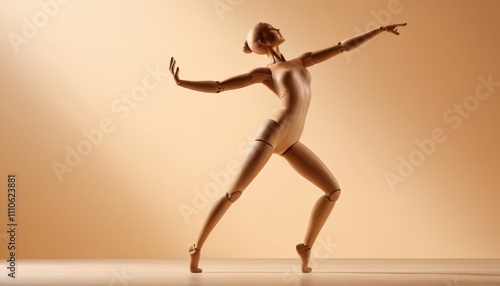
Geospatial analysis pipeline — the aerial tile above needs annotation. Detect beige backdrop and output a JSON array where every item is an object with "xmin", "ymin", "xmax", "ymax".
[{"xmin": 0, "ymin": 0, "xmax": 499, "ymax": 259}]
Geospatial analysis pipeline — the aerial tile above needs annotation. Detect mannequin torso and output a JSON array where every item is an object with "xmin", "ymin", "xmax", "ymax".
[{"xmin": 258, "ymin": 58, "xmax": 312, "ymax": 154}]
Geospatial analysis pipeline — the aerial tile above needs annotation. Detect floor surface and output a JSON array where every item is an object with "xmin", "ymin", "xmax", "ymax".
[{"xmin": 1, "ymin": 259, "xmax": 499, "ymax": 285}]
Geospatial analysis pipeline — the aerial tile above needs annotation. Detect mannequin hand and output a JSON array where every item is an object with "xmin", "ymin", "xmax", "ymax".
[
  {"xmin": 383, "ymin": 23, "xmax": 407, "ymax": 35},
  {"xmin": 169, "ymin": 57, "xmax": 181, "ymax": 85}
]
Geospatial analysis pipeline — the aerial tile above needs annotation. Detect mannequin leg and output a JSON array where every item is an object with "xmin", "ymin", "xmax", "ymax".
[
  {"xmin": 282, "ymin": 142, "xmax": 341, "ymax": 273},
  {"xmin": 189, "ymin": 140, "xmax": 274, "ymax": 273}
]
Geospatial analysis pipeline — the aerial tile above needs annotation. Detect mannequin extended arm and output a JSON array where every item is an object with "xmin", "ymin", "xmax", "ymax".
[
  {"xmin": 169, "ymin": 57, "xmax": 271, "ymax": 93},
  {"xmin": 301, "ymin": 23, "xmax": 407, "ymax": 67}
]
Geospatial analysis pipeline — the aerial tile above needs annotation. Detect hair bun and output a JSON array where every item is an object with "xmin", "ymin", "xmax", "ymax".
[{"xmin": 242, "ymin": 40, "xmax": 252, "ymax": 54}]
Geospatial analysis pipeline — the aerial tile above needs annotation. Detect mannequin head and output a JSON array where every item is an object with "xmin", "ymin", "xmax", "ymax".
[{"xmin": 243, "ymin": 22, "xmax": 285, "ymax": 55}]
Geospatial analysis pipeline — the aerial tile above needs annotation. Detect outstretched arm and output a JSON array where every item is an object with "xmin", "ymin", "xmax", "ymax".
[
  {"xmin": 301, "ymin": 23, "xmax": 407, "ymax": 67},
  {"xmin": 169, "ymin": 57, "xmax": 271, "ymax": 93}
]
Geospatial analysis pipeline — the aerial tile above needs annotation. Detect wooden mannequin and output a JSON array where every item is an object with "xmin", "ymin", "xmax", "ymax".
[{"xmin": 170, "ymin": 22, "xmax": 406, "ymax": 273}]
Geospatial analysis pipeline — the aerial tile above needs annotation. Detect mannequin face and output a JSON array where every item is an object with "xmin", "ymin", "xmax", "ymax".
[{"xmin": 259, "ymin": 23, "xmax": 285, "ymax": 47}]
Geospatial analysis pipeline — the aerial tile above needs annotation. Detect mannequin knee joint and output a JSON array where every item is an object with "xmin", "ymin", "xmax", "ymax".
[
  {"xmin": 226, "ymin": 191, "xmax": 242, "ymax": 202},
  {"xmin": 327, "ymin": 189, "xmax": 341, "ymax": 202}
]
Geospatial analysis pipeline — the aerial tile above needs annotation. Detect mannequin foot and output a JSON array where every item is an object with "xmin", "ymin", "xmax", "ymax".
[
  {"xmin": 188, "ymin": 244, "xmax": 202, "ymax": 273},
  {"xmin": 296, "ymin": 243, "xmax": 312, "ymax": 273}
]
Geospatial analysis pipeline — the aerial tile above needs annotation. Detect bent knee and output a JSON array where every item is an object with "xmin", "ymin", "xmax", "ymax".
[{"xmin": 327, "ymin": 188, "xmax": 341, "ymax": 202}]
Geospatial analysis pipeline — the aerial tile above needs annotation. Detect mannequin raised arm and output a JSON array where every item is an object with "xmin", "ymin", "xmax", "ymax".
[
  {"xmin": 301, "ymin": 23, "xmax": 407, "ymax": 67},
  {"xmin": 169, "ymin": 57, "xmax": 271, "ymax": 93}
]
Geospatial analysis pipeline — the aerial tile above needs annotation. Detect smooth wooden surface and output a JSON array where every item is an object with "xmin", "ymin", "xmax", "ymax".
[{"xmin": 1, "ymin": 259, "xmax": 499, "ymax": 285}]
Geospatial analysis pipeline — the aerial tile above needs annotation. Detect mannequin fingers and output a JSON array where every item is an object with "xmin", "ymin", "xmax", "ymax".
[{"xmin": 169, "ymin": 57, "xmax": 175, "ymax": 69}]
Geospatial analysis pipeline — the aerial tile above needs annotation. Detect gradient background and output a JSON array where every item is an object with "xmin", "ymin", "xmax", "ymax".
[{"xmin": 0, "ymin": 0, "xmax": 499, "ymax": 260}]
